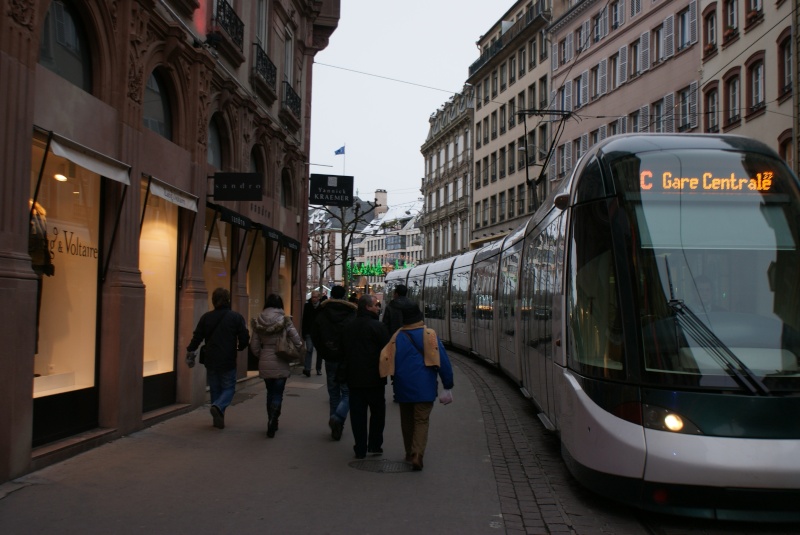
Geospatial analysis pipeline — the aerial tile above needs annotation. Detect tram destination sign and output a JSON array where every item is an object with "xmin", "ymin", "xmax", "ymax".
[
  {"xmin": 640, "ymin": 170, "xmax": 774, "ymax": 193},
  {"xmin": 309, "ymin": 174, "xmax": 354, "ymax": 207}
]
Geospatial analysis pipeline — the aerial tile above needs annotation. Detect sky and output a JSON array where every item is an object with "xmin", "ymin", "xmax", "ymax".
[{"xmin": 309, "ymin": 1, "xmax": 513, "ymax": 211}]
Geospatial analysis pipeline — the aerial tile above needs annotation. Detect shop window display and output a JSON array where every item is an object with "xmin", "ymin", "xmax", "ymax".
[
  {"xmin": 139, "ymin": 180, "xmax": 178, "ymax": 376},
  {"xmin": 30, "ymin": 140, "xmax": 100, "ymax": 397},
  {"xmin": 204, "ymin": 207, "xmax": 232, "ymax": 308}
]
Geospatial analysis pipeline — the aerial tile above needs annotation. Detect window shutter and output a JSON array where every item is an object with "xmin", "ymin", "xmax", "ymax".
[
  {"xmin": 664, "ymin": 15, "xmax": 675, "ymax": 58},
  {"xmin": 599, "ymin": 58, "xmax": 607, "ymax": 95},
  {"xmin": 581, "ymin": 71, "xmax": 589, "ymax": 107},
  {"xmin": 689, "ymin": 1, "xmax": 698, "ymax": 44},
  {"xmin": 599, "ymin": 124, "xmax": 607, "ymax": 140},
  {"xmin": 639, "ymin": 104, "xmax": 649, "ymax": 132},
  {"xmin": 689, "ymin": 80, "xmax": 698, "ymax": 128},
  {"xmin": 640, "ymin": 31, "xmax": 650, "ymax": 72},
  {"xmin": 664, "ymin": 93, "xmax": 675, "ymax": 133},
  {"xmin": 618, "ymin": 46, "xmax": 628, "ymax": 84}
]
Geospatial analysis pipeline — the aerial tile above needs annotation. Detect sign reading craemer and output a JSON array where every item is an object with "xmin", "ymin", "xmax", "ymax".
[{"xmin": 309, "ymin": 174, "xmax": 354, "ymax": 207}]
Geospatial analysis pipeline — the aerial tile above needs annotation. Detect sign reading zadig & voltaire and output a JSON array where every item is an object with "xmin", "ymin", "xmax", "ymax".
[{"xmin": 309, "ymin": 174, "xmax": 354, "ymax": 207}]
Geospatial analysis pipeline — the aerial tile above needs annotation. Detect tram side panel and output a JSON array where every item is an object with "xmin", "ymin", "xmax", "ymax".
[
  {"xmin": 471, "ymin": 259, "xmax": 499, "ymax": 363},
  {"xmin": 498, "ymin": 241, "xmax": 523, "ymax": 383},
  {"xmin": 448, "ymin": 263, "xmax": 472, "ymax": 350},
  {"xmin": 423, "ymin": 268, "xmax": 450, "ymax": 343}
]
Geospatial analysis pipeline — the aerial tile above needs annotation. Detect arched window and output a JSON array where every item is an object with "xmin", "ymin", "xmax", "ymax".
[
  {"xmin": 39, "ymin": 0, "xmax": 92, "ymax": 92},
  {"xmin": 778, "ymin": 129, "xmax": 794, "ymax": 171},
  {"xmin": 143, "ymin": 70, "xmax": 172, "ymax": 139},
  {"xmin": 745, "ymin": 51, "xmax": 765, "ymax": 116},
  {"xmin": 705, "ymin": 84, "xmax": 719, "ymax": 132},
  {"xmin": 280, "ymin": 169, "xmax": 292, "ymax": 207},
  {"xmin": 207, "ymin": 118, "xmax": 222, "ymax": 168}
]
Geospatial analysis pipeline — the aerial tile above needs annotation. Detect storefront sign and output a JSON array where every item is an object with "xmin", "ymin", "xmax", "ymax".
[
  {"xmin": 309, "ymin": 174, "xmax": 354, "ymax": 206},
  {"xmin": 213, "ymin": 172, "xmax": 262, "ymax": 201}
]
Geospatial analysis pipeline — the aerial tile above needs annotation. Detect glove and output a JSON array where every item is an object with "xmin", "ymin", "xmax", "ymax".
[
  {"xmin": 438, "ymin": 389, "xmax": 453, "ymax": 405},
  {"xmin": 186, "ymin": 351, "xmax": 196, "ymax": 368}
]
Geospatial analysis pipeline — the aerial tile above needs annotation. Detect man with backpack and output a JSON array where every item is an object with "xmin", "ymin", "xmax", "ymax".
[{"xmin": 311, "ymin": 285, "xmax": 356, "ymax": 440}]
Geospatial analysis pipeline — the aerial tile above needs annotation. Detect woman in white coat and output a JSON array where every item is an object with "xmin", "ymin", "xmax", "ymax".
[{"xmin": 250, "ymin": 294, "xmax": 303, "ymax": 437}]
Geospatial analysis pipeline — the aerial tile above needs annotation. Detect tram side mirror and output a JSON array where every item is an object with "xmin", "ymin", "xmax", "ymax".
[{"xmin": 554, "ymin": 193, "xmax": 569, "ymax": 210}]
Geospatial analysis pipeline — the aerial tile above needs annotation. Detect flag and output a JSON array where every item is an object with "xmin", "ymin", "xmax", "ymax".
[{"xmin": 334, "ymin": 146, "xmax": 345, "ymax": 155}]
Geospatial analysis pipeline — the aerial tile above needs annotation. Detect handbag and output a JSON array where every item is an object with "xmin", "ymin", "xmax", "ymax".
[{"xmin": 275, "ymin": 319, "xmax": 302, "ymax": 362}]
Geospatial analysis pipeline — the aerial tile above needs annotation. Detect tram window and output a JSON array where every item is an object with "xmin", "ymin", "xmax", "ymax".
[
  {"xmin": 567, "ymin": 200, "xmax": 625, "ymax": 378},
  {"xmin": 574, "ymin": 156, "xmax": 608, "ymax": 204}
]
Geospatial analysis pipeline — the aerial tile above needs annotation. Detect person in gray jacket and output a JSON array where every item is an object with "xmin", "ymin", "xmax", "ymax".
[{"xmin": 250, "ymin": 293, "xmax": 303, "ymax": 438}]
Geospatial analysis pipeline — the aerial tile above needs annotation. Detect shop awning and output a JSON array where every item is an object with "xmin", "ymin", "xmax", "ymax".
[
  {"xmin": 49, "ymin": 133, "xmax": 131, "ymax": 185},
  {"xmin": 206, "ymin": 201, "xmax": 252, "ymax": 230},
  {"xmin": 260, "ymin": 224, "xmax": 282, "ymax": 242},
  {"xmin": 147, "ymin": 176, "xmax": 198, "ymax": 211}
]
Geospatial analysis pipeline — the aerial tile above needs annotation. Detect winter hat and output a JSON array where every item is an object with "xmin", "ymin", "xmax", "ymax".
[{"xmin": 400, "ymin": 301, "xmax": 424, "ymax": 325}]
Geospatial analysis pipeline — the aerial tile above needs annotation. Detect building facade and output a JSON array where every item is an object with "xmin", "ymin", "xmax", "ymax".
[
  {"xmin": 419, "ymin": 86, "xmax": 473, "ymax": 261},
  {"xmin": 466, "ymin": 0, "xmax": 553, "ymax": 248},
  {"xmin": 0, "ymin": 0, "xmax": 338, "ymax": 483},
  {"xmin": 698, "ymin": 0, "xmax": 793, "ymax": 158}
]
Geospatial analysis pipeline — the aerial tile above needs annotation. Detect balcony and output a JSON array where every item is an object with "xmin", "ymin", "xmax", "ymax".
[
  {"xmin": 252, "ymin": 44, "xmax": 277, "ymax": 104},
  {"xmin": 280, "ymin": 81, "xmax": 301, "ymax": 131},
  {"xmin": 468, "ymin": 0, "xmax": 550, "ymax": 77},
  {"xmin": 208, "ymin": 0, "xmax": 245, "ymax": 66}
]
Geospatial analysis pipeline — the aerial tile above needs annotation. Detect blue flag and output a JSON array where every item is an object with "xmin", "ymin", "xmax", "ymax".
[{"xmin": 334, "ymin": 146, "xmax": 345, "ymax": 155}]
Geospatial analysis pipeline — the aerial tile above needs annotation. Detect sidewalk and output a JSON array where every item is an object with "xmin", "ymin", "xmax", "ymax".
[{"xmin": 0, "ymin": 361, "xmax": 502, "ymax": 534}]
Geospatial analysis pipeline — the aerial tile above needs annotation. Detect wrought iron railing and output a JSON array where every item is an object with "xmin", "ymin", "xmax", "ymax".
[
  {"xmin": 254, "ymin": 44, "xmax": 277, "ymax": 90},
  {"xmin": 282, "ymin": 81, "xmax": 301, "ymax": 118},
  {"xmin": 215, "ymin": 0, "xmax": 243, "ymax": 50}
]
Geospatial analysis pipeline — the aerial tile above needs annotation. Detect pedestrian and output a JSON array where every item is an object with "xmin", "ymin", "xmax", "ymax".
[
  {"xmin": 250, "ymin": 293, "xmax": 304, "ymax": 438},
  {"xmin": 381, "ymin": 284, "xmax": 412, "ymax": 335},
  {"xmin": 341, "ymin": 294, "xmax": 390, "ymax": 459},
  {"xmin": 380, "ymin": 301, "xmax": 454, "ymax": 471},
  {"xmin": 301, "ymin": 290, "xmax": 323, "ymax": 376},
  {"xmin": 186, "ymin": 287, "xmax": 250, "ymax": 430},
  {"xmin": 311, "ymin": 284, "xmax": 356, "ymax": 440}
]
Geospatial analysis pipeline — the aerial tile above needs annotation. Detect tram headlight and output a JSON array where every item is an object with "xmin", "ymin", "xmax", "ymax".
[{"xmin": 642, "ymin": 404, "xmax": 702, "ymax": 434}]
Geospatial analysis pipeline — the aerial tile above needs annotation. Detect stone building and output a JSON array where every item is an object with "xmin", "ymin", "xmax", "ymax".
[
  {"xmin": 466, "ymin": 0, "xmax": 554, "ymax": 247},
  {"xmin": 0, "ymin": 0, "xmax": 338, "ymax": 482},
  {"xmin": 419, "ymin": 86, "xmax": 473, "ymax": 261}
]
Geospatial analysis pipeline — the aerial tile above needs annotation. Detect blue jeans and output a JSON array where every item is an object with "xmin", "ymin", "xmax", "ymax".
[
  {"xmin": 325, "ymin": 361, "xmax": 349, "ymax": 423},
  {"xmin": 207, "ymin": 368, "xmax": 237, "ymax": 413},
  {"xmin": 264, "ymin": 377, "xmax": 287, "ymax": 412}
]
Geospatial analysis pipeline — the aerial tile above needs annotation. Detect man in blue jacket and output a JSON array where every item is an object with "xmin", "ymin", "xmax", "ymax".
[{"xmin": 385, "ymin": 301, "xmax": 454, "ymax": 471}]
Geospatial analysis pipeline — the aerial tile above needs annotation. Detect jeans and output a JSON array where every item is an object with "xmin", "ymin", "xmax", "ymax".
[
  {"xmin": 207, "ymin": 368, "xmax": 237, "ymax": 413},
  {"xmin": 263, "ymin": 377, "xmax": 287, "ymax": 412},
  {"xmin": 325, "ymin": 361, "xmax": 349, "ymax": 423},
  {"xmin": 349, "ymin": 386, "xmax": 386, "ymax": 457}
]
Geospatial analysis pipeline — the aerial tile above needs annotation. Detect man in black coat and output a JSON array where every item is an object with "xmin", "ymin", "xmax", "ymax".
[
  {"xmin": 186, "ymin": 287, "xmax": 250, "ymax": 429},
  {"xmin": 301, "ymin": 290, "xmax": 323, "ymax": 376},
  {"xmin": 311, "ymin": 285, "xmax": 357, "ymax": 440},
  {"xmin": 341, "ymin": 294, "xmax": 390, "ymax": 459}
]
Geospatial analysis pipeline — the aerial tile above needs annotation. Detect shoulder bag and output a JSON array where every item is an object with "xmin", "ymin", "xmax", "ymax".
[{"xmin": 275, "ymin": 317, "xmax": 302, "ymax": 362}]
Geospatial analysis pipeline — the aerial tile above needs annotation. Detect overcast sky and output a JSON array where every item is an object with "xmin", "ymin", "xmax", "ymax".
[{"xmin": 309, "ymin": 1, "xmax": 512, "ymax": 211}]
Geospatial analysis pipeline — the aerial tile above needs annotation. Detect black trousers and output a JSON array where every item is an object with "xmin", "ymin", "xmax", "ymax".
[{"xmin": 348, "ymin": 385, "xmax": 386, "ymax": 457}]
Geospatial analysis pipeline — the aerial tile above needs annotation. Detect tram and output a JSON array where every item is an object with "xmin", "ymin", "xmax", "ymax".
[{"xmin": 385, "ymin": 134, "xmax": 800, "ymax": 520}]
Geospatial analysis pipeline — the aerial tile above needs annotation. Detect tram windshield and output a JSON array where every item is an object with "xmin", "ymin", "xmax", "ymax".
[{"xmin": 612, "ymin": 148, "xmax": 800, "ymax": 392}]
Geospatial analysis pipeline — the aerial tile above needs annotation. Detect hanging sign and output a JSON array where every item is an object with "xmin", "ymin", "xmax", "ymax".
[
  {"xmin": 309, "ymin": 174, "xmax": 354, "ymax": 207},
  {"xmin": 213, "ymin": 172, "xmax": 262, "ymax": 201}
]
